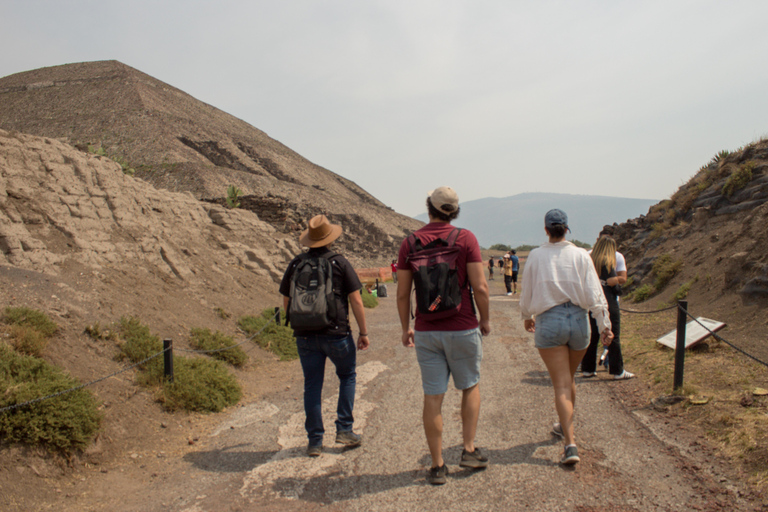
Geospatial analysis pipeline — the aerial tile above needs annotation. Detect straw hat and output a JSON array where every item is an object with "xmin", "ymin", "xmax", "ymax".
[{"xmin": 299, "ymin": 215, "xmax": 343, "ymax": 248}]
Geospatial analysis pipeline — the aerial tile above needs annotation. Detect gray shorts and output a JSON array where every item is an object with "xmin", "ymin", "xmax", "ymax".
[
  {"xmin": 414, "ymin": 328, "xmax": 483, "ymax": 395},
  {"xmin": 534, "ymin": 302, "xmax": 590, "ymax": 351}
]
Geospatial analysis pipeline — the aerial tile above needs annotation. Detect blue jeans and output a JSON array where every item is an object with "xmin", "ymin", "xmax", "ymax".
[{"xmin": 296, "ymin": 333, "xmax": 357, "ymax": 446}]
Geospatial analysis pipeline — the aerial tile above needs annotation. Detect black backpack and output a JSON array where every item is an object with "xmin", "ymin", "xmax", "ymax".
[
  {"xmin": 288, "ymin": 252, "xmax": 338, "ymax": 330},
  {"xmin": 405, "ymin": 228, "xmax": 468, "ymax": 319}
]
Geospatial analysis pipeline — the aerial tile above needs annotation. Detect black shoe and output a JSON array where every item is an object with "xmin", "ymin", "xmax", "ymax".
[
  {"xmin": 307, "ymin": 444, "xmax": 323, "ymax": 457},
  {"xmin": 427, "ymin": 463, "xmax": 449, "ymax": 485},
  {"xmin": 459, "ymin": 447, "xmax": 489, "ymax": 469}
]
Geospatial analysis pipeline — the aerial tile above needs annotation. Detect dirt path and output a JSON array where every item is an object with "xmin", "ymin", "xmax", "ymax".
[{"xmin": 43, "ymin": 278, "xmax": 761, "ymax": 511}]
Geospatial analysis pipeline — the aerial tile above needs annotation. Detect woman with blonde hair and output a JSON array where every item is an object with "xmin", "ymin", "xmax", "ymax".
[
  {"xmin": 520, "ymin": 209, "xmax": 613, "ymax": 465},
  {"xmin": 580, "ymin": 236, "xmax": 634, "ymax": 380}
]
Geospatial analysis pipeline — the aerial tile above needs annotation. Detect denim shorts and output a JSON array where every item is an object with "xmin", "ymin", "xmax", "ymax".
[
  {"xmin": 414, "ymin": 328, "xmax": 483, "ymax": 395},
  {"xmin": 534, "ymin": 302, "xmax": 590, "ymax": 351}
]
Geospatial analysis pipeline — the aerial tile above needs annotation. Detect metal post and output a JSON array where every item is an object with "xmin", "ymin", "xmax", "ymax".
[
  {"xmin": 673, "ymin": 300, "xmax": 688, "ymax": 391},
  {"xmin": 163, "ymin": 339, "xmax": 174, "ymax": 383},
  {"xmin": 274, "ymin": 306, "xmax": 280, "ymax": 325}
]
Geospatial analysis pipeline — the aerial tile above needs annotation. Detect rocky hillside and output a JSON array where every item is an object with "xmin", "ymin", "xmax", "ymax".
[
  {"xmin": 603, "ymin": 139, "xmax": 768, "ymax": 361},
  {"xmin": 0, "ymin": 60, "xmax": 421, "ymax": 265},
  {"xmin": 0, "ymin": 128, "xmax": 295, "ymax": 322}
]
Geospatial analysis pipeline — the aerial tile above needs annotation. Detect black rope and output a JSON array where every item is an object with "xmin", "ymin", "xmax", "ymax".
[
  {"xmin": 0, "ymin": 347, "xmax": 170, "ymax": 414},
  {"xmin": 620, "ymin": 304, "xmax": 678, "ymax": 314},
  {"xmin": 677, "ymin": 304, "xmax": 768, "ymax": 369}
]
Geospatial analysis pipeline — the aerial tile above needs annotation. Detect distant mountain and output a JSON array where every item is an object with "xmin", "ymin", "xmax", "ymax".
[{"xmin": 416, "ymin": 192, "xmax": 658, "ymax": 247}]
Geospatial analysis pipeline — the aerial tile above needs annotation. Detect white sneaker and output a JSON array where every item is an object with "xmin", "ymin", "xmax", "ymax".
[
  {"xmin": 506, "ymin": 292, "xmax": 513, "ymax": 296},
  {"xmin": 614, "ymin": 370, "xmax": 635, "ymax": 380}
]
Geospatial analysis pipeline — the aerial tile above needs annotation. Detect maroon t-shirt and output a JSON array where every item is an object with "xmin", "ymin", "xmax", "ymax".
[{"xmin": 397, "ymin": 222, "xmax": 482, "ymax": 332}]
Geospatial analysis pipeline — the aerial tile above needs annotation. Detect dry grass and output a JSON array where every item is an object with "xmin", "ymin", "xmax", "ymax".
[{"xmin": 622, "ymin": 312, "xmax": 768, "ymax": 490}]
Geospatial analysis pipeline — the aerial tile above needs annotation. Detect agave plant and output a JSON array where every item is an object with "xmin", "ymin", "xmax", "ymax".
[{"xmin": 225, "ymin": 184, "xmax": 242, "ymax": 208}]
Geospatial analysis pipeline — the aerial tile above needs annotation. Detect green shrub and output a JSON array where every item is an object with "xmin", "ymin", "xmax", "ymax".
[
  {"xmin": 238, "ymin": 309, "xmax": 297, "ymax": 361},
  {"xmin": 515, "ymin": 244, "xmax": 538, "ymax": 252},
  {"xmin": 672, "ymin": 277, "xmax": 698, "ymax": 302},
  {"xmin": 489, "ymin": 244, "xmax": 512, "ymax": 251},
  {"xmin": 226, "ymin": 185, "xmax": 242, "ymax": 208},
  {"xmin": 140, "ymin": 356, "xmax": 241, "ymax": 412},
  {"xmin": 3, "ymin": 307, "xmax": 58, "ymax": 337},
  {"xmin": 632, "ymin": 284, "xmax": 655, "ymax": 303},
  {"xmin": 189, "ymin": 328, "xmax": 247, "ymax": 367},
  {"xmin": 0, "ymin": 344, "xmax": 102, "ymax": 453},
  {"xmin": 652, "ymin": 254, "xmax": 683, "ymax": 290},
  {"xmin": 84, "ymin": 322, "xmax": 118, "ymax": 341},
  {"xmin": 116, "ymin": 316, "xmax": 163, "ymax": 364},
  {"xmin": 7, "ymin": 325, "xmax": 48, "ymax": 357},
  {"xmin": 361, "ymin": 288, "xmax": 379, "ymax": 308},
  {"xmin": 648, "ymin": 223, "xmax": 666, "ymax": 241},
  {"xmin": 722, "ymin": 161, "xmax": 754, "ymax": 197},
  {"xmin": 570, "ymin": 239, "xmax": 592, "ymax": 249}
]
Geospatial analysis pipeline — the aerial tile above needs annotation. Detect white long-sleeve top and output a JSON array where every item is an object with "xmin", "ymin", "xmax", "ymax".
[{"xmin": 520, "ymin": 241, "xmax": 611, "ymax": 333}]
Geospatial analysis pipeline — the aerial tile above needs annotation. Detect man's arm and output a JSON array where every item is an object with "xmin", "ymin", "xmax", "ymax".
[
  {"xmin": 396, "ymin": 269, "xmax": 414, "ymax": 347},
  {"xmin": 466, "ymin": 261, "xmax": 491, "ymax": 336},
  {"xmin": 348, "ymin": 290, "xmax": 369, "ymax": 350}
]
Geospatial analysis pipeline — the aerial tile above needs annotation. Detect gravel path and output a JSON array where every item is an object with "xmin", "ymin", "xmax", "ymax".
[{"xmin": 64, "ymin": 278, "xmax": 759, "ymax": 512}]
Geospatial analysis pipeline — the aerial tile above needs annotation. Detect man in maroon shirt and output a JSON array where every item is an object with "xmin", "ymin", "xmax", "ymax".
[{"xmin": 396, "ymin": 186, "xmax": 491, "ymax": 485}]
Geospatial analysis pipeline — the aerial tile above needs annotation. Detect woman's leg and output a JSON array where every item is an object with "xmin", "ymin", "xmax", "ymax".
[
  {"xmin": 537, "ymin": 345, "xmax": 586, "ymax": 446},
  {"xmin": 581, "ymin": 315, "xmax": 600, "ymax": 374},
  {"xmin": 606, "ymin": 306, "xmax": 624, "ymax": 376}
]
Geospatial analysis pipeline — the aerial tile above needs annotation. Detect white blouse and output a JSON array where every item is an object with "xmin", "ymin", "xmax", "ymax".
[{"xmin": 520, "ymin": 241, "xmax": 611, "ymax": 332}]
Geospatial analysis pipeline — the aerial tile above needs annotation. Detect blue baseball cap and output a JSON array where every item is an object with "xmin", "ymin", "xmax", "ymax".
[{"xmin": 545, "ymin": 209, "xmax": 570, "ymax": 231}]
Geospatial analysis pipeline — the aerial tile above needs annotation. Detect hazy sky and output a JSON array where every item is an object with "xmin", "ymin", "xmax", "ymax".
[{"xmin": 2, "ymin": 1, "xmax": 767, "ymax": 216}]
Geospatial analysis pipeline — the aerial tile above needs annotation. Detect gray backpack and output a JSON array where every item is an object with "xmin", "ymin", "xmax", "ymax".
[{"xmin": 288, "ymin": 252, "xmax": 338, "ymax": 330}]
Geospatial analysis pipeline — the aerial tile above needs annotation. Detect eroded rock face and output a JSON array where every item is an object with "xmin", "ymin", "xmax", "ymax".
[{"xmin": 0, "ymin": 129, "xmax": 292, "ymax": 288}]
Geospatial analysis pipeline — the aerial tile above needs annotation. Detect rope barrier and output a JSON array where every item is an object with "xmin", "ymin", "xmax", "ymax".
[
  {"xmin": 620, "ymin": 304, "xmax": 678, "ymax": 314},
  {"xmin": 0, "ymin": 311, "xmax": 282, "ymax": 414},
  {"xmin": 677, "ymin": 304, "xmax": 768, "ymax": 369},
  {"xmin": 0, "ymin": 347, "xmax": 170, "ymax": 414}
]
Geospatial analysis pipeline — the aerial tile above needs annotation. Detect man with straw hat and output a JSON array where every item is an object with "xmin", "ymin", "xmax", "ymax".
[{"xmin": 279, "ymin": 214, "xmax": 370, "ymax": 457}]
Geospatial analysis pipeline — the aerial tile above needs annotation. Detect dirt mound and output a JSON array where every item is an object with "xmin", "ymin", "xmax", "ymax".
[
  {"xmin": 0, "ymin": 60, "xmax": 422, "ymax": 265},
  {"xmin": 604, "ymin": 139, "xmax": 768, "ymax": 362}
]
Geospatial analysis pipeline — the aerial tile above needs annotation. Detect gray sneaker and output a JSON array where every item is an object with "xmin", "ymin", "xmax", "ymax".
[
  {"xmin": 560, "ymin": 445, "xmax": 580, "ymax": 465},
  {"xmin": 307, "ymin": 444, "xmax": 323, "ymax": 457},
  {"xmin": 551, "ymin": 422, "xmax": 564, "ymax": 439},
  {"xmin": 335, "ymin": 430, "xmax": 362, "ymax": 447},
  {"xmin": 427, "ymin": 463, "xmax": 449, "ymax": 485},
  {"xmin": 459, "ymin": 447, "xmax": 489, "ymax": 469}
]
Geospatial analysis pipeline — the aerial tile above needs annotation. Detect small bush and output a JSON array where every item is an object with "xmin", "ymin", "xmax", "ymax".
[
  {"xmin": 722, "ymin": 161, "xmax": 755, "ymax": 197},
  {"xmin": 672, "ymin": 278, "xmax": 698, "ymax": 302},
  {"xmin": 648, "ymin": 223, "xmax": 667, "ymax": 241},
  {"xmin": 632, "ymin": 284, "xmax": 655, "ymax": 303},
  {"xmin": 238, "ymin": 309, "xmax": 297, "ymax": 361},
  {"xmin": 3, "ymin": 307, "xmax": 58, "ymax": 337},
  {"xmin": 361, "ymin": 288, "xmax": 379, "ymax": 308},
  {"xmin": 226, "ymin": 185, "xmax": 242, "ymax": 209},
  {"xmin": 0, "ymin": 344, "xmax": 102, "ymax": 453},
  {"xmin": 7, "ymin": 325, "xmax": 48, "ymax": 357},
  {"xmin": 116, "ymin": 316, "xmax": 163, "ymax": 364},
  {"xmin": 140, "ymin": 356, "xmax": 241, "ymax": 412},
  {"xmin": 189, "ymin": 328, "xmax": 247, "ymax": 367},
  {"xmin": 570, "ymin": 239, "xmax": 592, "ymax": 249},
  {"xmin": 652, "ymin": 254, "xmax": 683, "ymax": 290},
  {"xmin": 84, "ymin": 322, "xmax": 118, "ymax": 341}
]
